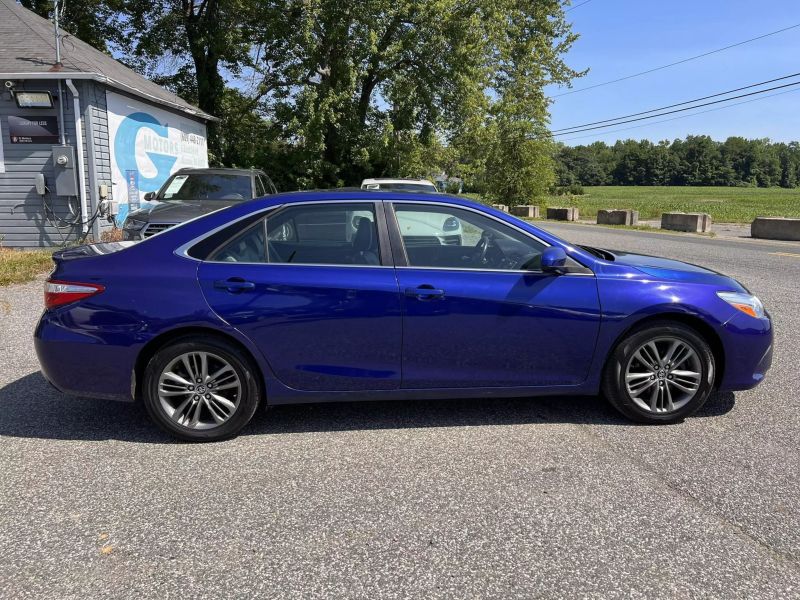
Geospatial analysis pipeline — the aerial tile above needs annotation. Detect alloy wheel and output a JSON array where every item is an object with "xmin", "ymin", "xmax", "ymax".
[
  {"xmin": 157, "ymin": 351, "xmax": 242, "ymax": 430},
  {"xmin": 624, "ymin": 337, "xmax": 703, "ymax": 414}
]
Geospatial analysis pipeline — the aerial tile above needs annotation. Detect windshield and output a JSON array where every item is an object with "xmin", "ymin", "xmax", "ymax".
[
  {"xmin": 362, "ymin": 182, "xmax": 438, "ymax": 193},
  {"xmin": 159, "ymin": 173, "xmax": 252, "ymax": 201}
]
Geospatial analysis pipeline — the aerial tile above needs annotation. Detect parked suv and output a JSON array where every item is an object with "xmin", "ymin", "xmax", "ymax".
[{"xmin": 122, "ymin": 168, "xmax": 276, "ymax": 240}]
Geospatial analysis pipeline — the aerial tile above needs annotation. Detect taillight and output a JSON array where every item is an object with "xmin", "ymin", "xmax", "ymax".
[{"xmin": 44, "ymin": 280, "xmax": 105, "ymax": 309}]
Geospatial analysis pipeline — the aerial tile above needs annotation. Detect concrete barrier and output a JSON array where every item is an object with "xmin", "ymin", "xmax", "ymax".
[
  {"xmin": 597, "ymin": 209, "xmax": 639, "ymax": 226},
  {"xmin": 546, "ymin": 207, "xmax": 579, "ymax": 221},
  {"xmin": 492, "ymin": 204, "xmax": 509, "ymax": 212},
  {"xmin": 510, "ymin": 205, "xmax": 540, "ymax": 218},
  {"xmin": 751, "ymin": 217, "xmax": 800, "ymax": 241},
  {"xmin": 661, "ymin": 212, "xmax": 712, "ymax": 233}
]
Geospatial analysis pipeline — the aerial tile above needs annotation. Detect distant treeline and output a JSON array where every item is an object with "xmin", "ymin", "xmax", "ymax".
[{"xmin": 554, "ymin": 136, "xmax": 800, "ymax": 188}]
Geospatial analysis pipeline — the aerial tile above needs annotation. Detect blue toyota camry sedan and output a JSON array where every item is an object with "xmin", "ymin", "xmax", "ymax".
[{"xmin": 35, "ymin": 191, "xmax": 773, "ymax": 441}]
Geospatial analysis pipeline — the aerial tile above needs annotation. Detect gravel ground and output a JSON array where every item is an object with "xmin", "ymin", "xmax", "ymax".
[{"xmin": 1, "ymin": 225, "xmax": 799, "ymax": 599}]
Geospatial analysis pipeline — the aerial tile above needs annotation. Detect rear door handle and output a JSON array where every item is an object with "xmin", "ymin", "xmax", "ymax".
[
  {"xmin": 214, "ymin": 278, "xmax": 256, "ymax": 293},
  {"xmin": 405, "ymin": 285, "xmax": 445, "ymax": 300}
]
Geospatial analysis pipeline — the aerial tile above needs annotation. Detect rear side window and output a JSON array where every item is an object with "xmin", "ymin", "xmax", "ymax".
[
  {"xmin": 211, "ymin": 221, "xmax": 267, "ymax": 263},
  {"xmin": 209, "ymin": 203, "xmax": 381, "ymax": 265},
  {"xmin": 255, "ymin": 176, "xmax": 266, "ymax": 197},
  {"xmin": 187, "ymin": 211, "xmax": 270, "ymax": 260}
]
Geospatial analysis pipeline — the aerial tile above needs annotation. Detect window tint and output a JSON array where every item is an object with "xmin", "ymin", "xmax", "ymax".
[
  {"xmin": 211, "ymin": 221, "xmax": 266, "ymax": 263},
  {"xmin": 267, "ymin": 203, "xmax": 380, "ymax": 265},
  {"xmin": 159, "ymin": 174, "xmax": 251, "ymax": 201},
  {"xmin": 210, "ymin": 203, "xmax": 381, "ymax": 265},
  {"xmin": 394, "ymin": 203, "xmax": 548, "ymax": 271}
]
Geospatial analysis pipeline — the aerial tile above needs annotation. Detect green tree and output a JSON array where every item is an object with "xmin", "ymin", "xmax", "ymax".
[
  {"xmin": 21, "ymin": 0, "xmax": 122, "ymax": 53},
  {"xmin": 118, "ymin": 0, "xmax": 261, "ymax": 159},
  {"xmin": 243, "ymin": 0, "xmax": 582, "ymax": 188}
]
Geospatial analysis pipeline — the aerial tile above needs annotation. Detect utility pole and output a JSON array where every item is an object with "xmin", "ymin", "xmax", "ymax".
[{"xmin": 53, "ymin": 0, "xmax": 63, "ymax": 67}]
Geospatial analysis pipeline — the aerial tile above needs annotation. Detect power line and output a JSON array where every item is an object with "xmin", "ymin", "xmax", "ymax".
[
  {"xmin": 550, "ymin": 79, "xmax": 800, "ymax": 136},
  {"xmin": 565, "ymin": 0, "xmax": 593, "ymax": 13},
  {"xmin": 558, "ymin": 86, "xmax": 800, "ymax": 143},
  {"xmin": 550, "ymin": 22, "xmax": 800, "ymax": 99},
  {"xmin": 552, "ymin": 71, "xmax": 800, "ymax": 133}
]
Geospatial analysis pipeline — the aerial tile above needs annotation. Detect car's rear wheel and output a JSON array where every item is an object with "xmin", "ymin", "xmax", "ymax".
[
  {"xmin": 602, "ymin": 321, "xmax": 715, "ymax": 424},
  {"xmin": 143, "ymin": 337, "xmax": 261, "ymax": 442}
]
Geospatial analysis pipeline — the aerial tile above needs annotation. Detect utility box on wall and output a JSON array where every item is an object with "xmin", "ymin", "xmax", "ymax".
[{"xmin": 51, "ymin": 145, "xmax": 78, "ymax": 197}]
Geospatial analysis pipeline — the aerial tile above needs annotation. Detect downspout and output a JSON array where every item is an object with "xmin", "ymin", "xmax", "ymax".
[
  {"xmin": 65, "ymin": 79, "xmax": 89, "ymax": 233},
  {"xmin": 56, "ymin": 80, "xmax": 66, "ymax": 145},
  {"xmin": 84, "ymin": 96, "xmax": 102, "ymax": 241}
]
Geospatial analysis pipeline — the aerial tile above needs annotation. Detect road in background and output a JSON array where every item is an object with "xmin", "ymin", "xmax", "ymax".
[{"xmin": 1, "ymin": 224, "xmax": 799, "ymax": 599}]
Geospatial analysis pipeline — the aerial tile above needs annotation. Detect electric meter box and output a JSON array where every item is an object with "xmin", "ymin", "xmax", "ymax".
[{"xmin": 51, "ymin": 145, "xmax": 78, "ymax": 197}]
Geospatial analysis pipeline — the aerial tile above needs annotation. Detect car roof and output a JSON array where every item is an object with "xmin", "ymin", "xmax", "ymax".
[
  {"xmin": 361, "ymin": 178, "xmax": 436, "ymax": 185},
  {"xmin": 269, "ymin": 189, "xmax": 469, "ymax": 206},
  {"xmin": 174, "ymin": 167, "xmax": 264, "ymax": 176}
]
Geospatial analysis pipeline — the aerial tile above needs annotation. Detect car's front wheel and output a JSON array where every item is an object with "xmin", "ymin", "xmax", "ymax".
[
  {"xmin": 143, "ymin": 336, "xmax": 261, "ymax": 442},
  {"xmin": 602, "ymin": 321, "xmax": 715, "ymax": 424}
]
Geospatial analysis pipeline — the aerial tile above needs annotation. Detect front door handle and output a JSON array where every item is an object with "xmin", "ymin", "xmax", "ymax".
[
  {"xmin": 214, "ymin": 278, "xmax": 256, "ymax": 293},
  {"xmin": 405, "ymin": 285, "xmax": 445, "ymax": 300}
]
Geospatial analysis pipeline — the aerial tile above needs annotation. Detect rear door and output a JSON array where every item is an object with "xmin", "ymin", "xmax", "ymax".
[{"xmin": 197, "ymin": 201, "xmax": 402, "ymax": 392}]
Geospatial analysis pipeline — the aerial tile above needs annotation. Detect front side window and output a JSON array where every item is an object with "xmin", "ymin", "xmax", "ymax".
[
  {"xmin": 393, "ymin": 203, "xmax": 547, "ymax": 271},
  {"xmin": 210, "ymin": 203, "xmax": 380, "ymax": 265}
]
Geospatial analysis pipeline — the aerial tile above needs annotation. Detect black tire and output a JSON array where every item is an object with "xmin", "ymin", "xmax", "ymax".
[
  {"xmin": 602, "ymin": 321, "xmax": 715, "ymax": 424},
  {"xmin": 142, "ymin": 336, "xmax": 261, "ymax": 442}
]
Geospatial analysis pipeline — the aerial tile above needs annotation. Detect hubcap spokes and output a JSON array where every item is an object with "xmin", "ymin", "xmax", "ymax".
[
  {"xmin": 158, "ymin": 351, "xmax": 241, "ymax": 430},
  {"xmin": 625, "ymin": 338, "xmax": 702, "ymax": 414}
]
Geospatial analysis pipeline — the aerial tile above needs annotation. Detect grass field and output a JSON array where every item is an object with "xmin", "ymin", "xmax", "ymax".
[
  {"xmin": 571, "ymin": 186, "xmax": 800, "ymax": 223},
  {"xmin": 468, "ymin": 186, "xmax": 800, "ymax": 223},
  {"xmin": 0, "ymin": 248, "xmax": 53, "ymax": 286}
]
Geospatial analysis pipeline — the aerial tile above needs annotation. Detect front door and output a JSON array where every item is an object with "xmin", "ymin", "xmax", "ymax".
[
  {"xmin": 389, "ymin": 202, "xmax": 601, "ymax": 389},
  {"xmin": 197, "ymin": 201, "xmax": 402, "ymax": 392}
]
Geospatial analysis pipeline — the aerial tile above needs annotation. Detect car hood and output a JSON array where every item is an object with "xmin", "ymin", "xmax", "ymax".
[
  {"xmin": 603, "ymin": 249, "xmax": 746, "ymax": 290},
  {"xmin": 128, "ymin": 200, "xmax": 236, "ymax": 222}
]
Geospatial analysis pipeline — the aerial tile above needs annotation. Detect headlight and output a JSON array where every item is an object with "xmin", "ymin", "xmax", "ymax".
[
  {"xmin": 717, "ymin": 291, "xmax": 766, "ymax": 319},
  {"xmin": 123, "ymin": 218, "xmax": 147, "ymax": 231}
]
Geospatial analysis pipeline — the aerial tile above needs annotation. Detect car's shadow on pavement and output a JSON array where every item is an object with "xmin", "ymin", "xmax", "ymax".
[{"xmin": 0, "ymin": 371, "xmax": 736, "ymax": 443}]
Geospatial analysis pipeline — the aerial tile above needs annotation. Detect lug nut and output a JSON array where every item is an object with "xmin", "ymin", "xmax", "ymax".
[
  {"xmin": 188, "ymin": 385, "xmax": 194, "ymax": 391},
  {"xmin": 193, "ymin": 395, "xmax": 199, "ymax": 400},
  {"xmin": 196, "ymin": 378, "xmax": 202, "ymax": 383}
]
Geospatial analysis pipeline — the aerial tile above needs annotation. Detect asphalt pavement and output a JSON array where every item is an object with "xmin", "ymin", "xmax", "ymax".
[{"xmin": 1, "ymin": 223, "xmax": 799, "ymax": 599}]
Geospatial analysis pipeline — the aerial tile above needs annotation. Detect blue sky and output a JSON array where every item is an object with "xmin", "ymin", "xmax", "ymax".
[{"xmin": 547, "ymin": 0, "xmax": 800, "ymax": 145}]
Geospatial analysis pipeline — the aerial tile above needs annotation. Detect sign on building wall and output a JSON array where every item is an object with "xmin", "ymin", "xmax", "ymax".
[
  {"xmin": 7, "ymin": 115, "xmax": 59, "ymax": 143},
  {"xmin": 106, "ymin": 91, "xmax": 208, "ymax": 221}
]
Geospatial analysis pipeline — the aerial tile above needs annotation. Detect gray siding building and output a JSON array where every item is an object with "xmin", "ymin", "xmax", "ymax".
[{"xmin": 0, "ymin": 0, "xmax": 214, "ymax": 247}]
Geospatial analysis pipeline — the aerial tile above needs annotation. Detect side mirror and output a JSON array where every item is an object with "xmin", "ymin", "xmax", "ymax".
[
  {"xmin": 541, "ymin": 246, "xmax": 568, "ymax": 274},
  {"xmin": 143, "ymin": 191, "xmax": 155, "ymax": 201}
]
